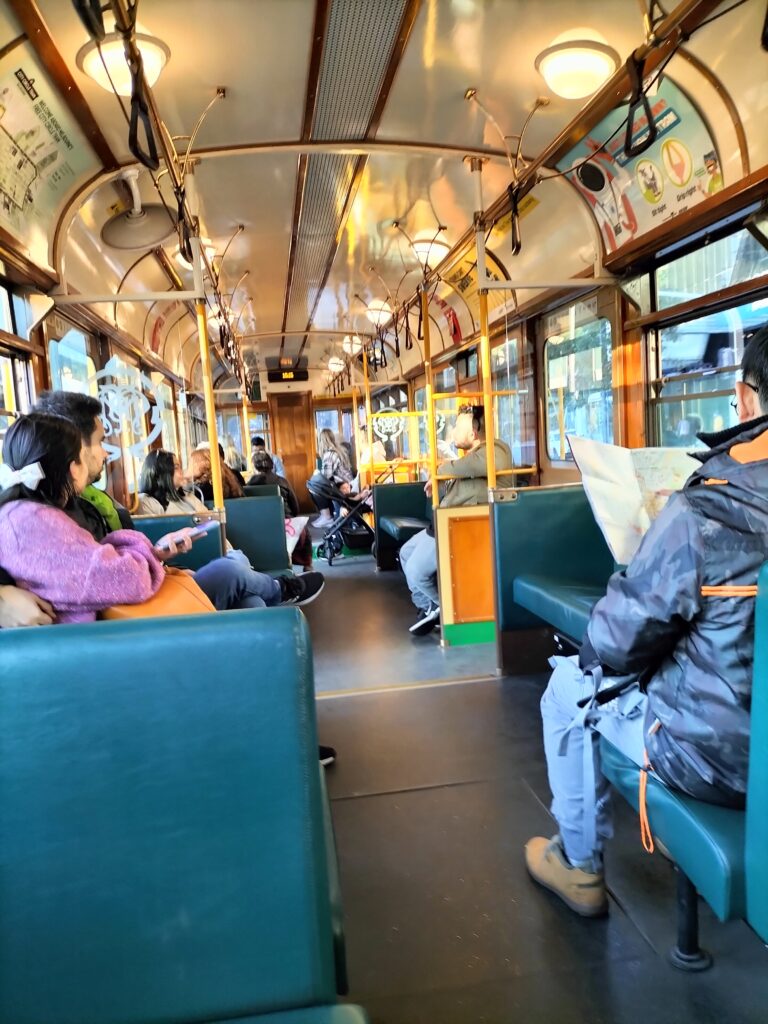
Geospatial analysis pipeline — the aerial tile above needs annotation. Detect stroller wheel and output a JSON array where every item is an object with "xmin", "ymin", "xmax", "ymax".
[{"xmin": 316, "ymin": 543, "xmax": 326, "ymax": 560}]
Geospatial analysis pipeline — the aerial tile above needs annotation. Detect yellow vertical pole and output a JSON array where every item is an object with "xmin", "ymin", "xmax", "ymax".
[
  {"xmin": 422, "ymin": 285, "xmax": 439, "ymax": 510},
  {"xmin": 558, "ymin": 387, "xmax": 566, "ymax": 461},
  {"xmin": 351, "ymin": 385, "xmax": 360, "ymax": 471},
  {"xmin": 195, "ymin": 300, "xmax": 224, "ymax": 508},
  {"xmin": 478, "ymin": 289, "xmax": 497, "ymax": 489},
  {"xmin": 363, "ymin": 347, "xmax": 374, "ymax": 488},
  {"xmin": 241, "ymin": 392, "xmax": 252, "ymax": 471}
]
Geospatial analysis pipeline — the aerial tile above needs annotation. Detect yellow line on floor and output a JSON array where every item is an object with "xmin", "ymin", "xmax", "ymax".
[{"xmin": 316, "ymin": 674, "xmax": 500, "ymax": 700}]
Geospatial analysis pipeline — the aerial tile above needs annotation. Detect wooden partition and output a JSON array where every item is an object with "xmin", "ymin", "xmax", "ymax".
[
  {"xmin": 435, "ymin": 505, "xmax": 496, "ymax": 647},
  {"xmin": 268, "ymin": 392, "xmax": 315, "ymax": 511}
]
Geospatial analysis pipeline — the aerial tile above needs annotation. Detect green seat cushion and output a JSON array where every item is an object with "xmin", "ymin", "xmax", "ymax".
[
  {"xmin": 133, "ymin": 514, "xmax": 223, "ymax": 570},
  {"xmin": 220, "ymin": 1007, "xmax": 369, "ymax": 1023},
  {"xmin": 378, "ymin": 515, "xmax": 430, "ymax": 544},
  {"xmin": 513, "ymin": 574, "xmax": 604, "ymax": 642},
  {"xmin": 601, "ymin": 739, "xmax": 746, "ymax": 921}
]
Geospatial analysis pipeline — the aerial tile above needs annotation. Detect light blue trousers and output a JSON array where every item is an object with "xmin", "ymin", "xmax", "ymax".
[
  {"xmin": 540, "ymin": 655, "xmax": 649, "ymax": 871},
  {"xmin": 399, "ymin": 528, "xmax": 439, "ymax": 613}
]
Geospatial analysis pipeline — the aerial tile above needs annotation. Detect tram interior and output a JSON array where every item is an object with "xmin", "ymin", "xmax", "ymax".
[{"xmin": 1, "ymin": 0, "xmax": 768, "ymax": 1021}]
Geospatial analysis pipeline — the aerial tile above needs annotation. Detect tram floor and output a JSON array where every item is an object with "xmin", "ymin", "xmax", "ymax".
[
  {"xmin": 303, "ymin": 554, "xmax": 498, "ymax": 693},
  {"xmin": 319, "ymin": 675, "xmax": 768, "ymax": 1024}
]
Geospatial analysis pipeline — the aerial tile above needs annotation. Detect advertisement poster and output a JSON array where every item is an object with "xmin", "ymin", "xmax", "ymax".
[
  {"xmin": 0, "ymin": 43, "xmax": 97, "ymax": 268},
  {"xmin": 557, "ymin": 79, "xmax": 722, "ymax": 253}
]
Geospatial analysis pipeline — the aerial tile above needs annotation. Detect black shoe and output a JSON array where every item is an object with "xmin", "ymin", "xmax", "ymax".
[
  {"xmin": 279, "ymin": 571, "xmax": 325, "ymax": 607},
  {"xmin": 409, "ymin": 605, "xmax": 440, "ymax": 636},
  {"xmin": 319, "ymin": 744, "xmax": 337, "ymax": 767}
]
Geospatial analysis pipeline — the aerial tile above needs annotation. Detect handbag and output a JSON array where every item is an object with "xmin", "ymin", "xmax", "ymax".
[{"xmin": 101, "ymin": 567, "xmax": 215, "ymax": 620}]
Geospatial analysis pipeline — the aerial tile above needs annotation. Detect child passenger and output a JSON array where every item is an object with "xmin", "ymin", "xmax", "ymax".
[{"xmin": 0, "ymin": 413, "xmax": 164, "ymax": 623}]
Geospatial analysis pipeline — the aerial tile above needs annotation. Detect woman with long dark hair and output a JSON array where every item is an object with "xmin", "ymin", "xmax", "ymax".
[
  {"xmin": 0, "ymin": 413, "xmax": 164, "ymax": 623},
  {"xmin": 138, "ymin": 449, "xmax": 208, "ymax": 515}
]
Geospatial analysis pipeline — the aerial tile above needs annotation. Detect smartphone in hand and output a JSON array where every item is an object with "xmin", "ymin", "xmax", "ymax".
[{"xmin": 155, "ymin": 519, "xmax": 219, "ymax": 553}]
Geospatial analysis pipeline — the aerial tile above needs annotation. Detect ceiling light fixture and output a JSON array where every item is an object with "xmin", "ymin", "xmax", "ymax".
[
  {"xmin": 342, "ymin": 334, "xmax": 363, "ymax": 355},
  {"xmin": 535, "ymin": 29, "xmax": 619, "ymax": 100},
  {"xmin": 365, "ymin": 299, "xmax": 392, "ymax": 327},
  {"xmin": 76, "ymin": 30, "xmax": 170, "ymax": 96},
  {"xmin": 328, "ymin": 355, "xmax": 345, "ymax": 373},
  {"xmin": 411, "ymin": 235, "xmax": 450, "ymax": 268}
]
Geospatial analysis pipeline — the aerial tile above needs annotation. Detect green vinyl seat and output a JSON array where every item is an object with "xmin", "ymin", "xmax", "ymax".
[
  {"xmin": 223, "ymin": 495, "xmax": 292, "ymax": 576},
  {"xmin": 601, "ymin": 740, "xmax": 746, "ymax": 922},
  {"xmin": 244, "ymin": 484, "xmax": 281, "ymax": 497},
  {"xmin": 133, "ymin": 512, "xmax": 224, "ymax": 570},
  {"xmin": 512, "ymin": 575, "xmax": 605, "ymax": 644},
  {"xmin": 378, "ymin": 515, "xmax": 429, "ymax": 545},
  {"xmin": 598, "ymin": 560, "xmax": 768, "ymax": 953},
  {"xmin": 373, "ymin": 483, "xmax": 430, "ymax": 569},
  {"xmin": 0, "ymin": 609, "xmax": 367, "ymax": 1024}
]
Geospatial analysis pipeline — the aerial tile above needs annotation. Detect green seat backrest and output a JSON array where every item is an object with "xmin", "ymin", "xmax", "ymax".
[
  {"xmin": 133, "ymin": 513, "xmax": 224, "ymax": 570},
  {"xmin": 747, "ymin": 562, "xmax": 768, "ymax": 941},
  {"xmin": 372, "ymin": 483, "xmax": 430, "ymax": 568},
  {"xmin": 224, "ymin": 496, "xmax": 291, "ymax": 573},
  {"xmin": 0, "ymin": 610, "xmax": 338, "ymax": 1023},
  {"xmin": 492, "ymin": 485, "xmax": 615, "ymax": 631},
  {"xmin": 244, "ymin": 484, "xmax": 280, "ymax": 498}
]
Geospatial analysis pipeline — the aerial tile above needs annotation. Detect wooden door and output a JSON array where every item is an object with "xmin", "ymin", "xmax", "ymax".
[{"xmin": 268, "ymin": 392, "xmax": 315, "ymax": 510}]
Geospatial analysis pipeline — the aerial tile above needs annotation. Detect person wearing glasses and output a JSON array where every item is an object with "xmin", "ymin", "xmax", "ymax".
[{"xmin": 526, "ymin": 323, "xmax": 768, "ymax": 918}]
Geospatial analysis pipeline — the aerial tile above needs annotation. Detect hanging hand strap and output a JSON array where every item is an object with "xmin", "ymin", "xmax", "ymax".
[
  {"xmin": 128, "ymin": 54, "xmax": 160, "ymax": 170},
  {"xmin": 623, "ymin": 54, "xmax": 657, "ymax": 159}
]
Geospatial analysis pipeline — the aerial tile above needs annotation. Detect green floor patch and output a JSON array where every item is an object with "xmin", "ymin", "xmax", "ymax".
[{"xmin": 442, "ymin": 621, "xmax": 496, "ymax": 646}]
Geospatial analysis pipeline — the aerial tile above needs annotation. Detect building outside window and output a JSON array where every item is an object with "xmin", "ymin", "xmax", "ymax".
[{"xmin": 544, "ymin": 302, "xmax": 613, "ymax": 462}]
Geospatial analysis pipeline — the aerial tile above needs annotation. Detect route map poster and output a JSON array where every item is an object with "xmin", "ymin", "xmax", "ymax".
[
  {"xmin": 0, "ymin": 43, "xmax": 97, "ymax": 269},
  {"xmin": 557, "ymin": 79, "xmax": 722, "ymax": 253}
]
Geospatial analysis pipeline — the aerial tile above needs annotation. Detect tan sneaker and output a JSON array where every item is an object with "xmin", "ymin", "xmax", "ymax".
[{"xmin": 525, "ymin": 836, "xmax": 608, "ymax": 918}]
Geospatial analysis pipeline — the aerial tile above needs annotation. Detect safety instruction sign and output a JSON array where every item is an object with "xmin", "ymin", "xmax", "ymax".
[
  {"xmin": 0, "ymin": 43, "xmax": 97, "ymax": 269},
  {"xmin": 557, "ymin": 79, "xmax": 722, "ymax": 253}
]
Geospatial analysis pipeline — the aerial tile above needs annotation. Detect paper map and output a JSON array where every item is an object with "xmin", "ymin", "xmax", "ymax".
[{"xmin": 568, "ymin": 435, "xmax": 698, "ymax": 565}]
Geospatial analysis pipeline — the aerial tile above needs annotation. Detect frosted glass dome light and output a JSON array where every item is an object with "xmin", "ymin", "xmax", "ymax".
[
  {"xmin": 77, "ymin": 31, "xmax": 170, "ymax": 96},
  {"xmin": 342, "ymin": 334, "xmax": 363, "ymax": 355},
  {"xmin": 365, "ymin": 299, "xmax": 392, "ymax": 327},
  {"xmin": 535, "ymin": 29, "xmax": 619, "ymax": 100}
]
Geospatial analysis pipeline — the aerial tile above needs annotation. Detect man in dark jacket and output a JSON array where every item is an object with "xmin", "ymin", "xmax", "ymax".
[{"xmin": 526, "ymin": 324, "xmax": 768, "ymax": 918}]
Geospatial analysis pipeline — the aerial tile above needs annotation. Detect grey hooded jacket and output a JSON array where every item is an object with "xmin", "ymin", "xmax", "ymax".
[{"xmin": 587, "ymin": 417, "xmax": 768, "ymax": 807}]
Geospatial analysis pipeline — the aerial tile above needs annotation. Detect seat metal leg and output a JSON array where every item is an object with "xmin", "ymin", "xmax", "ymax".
[{"xmin": 669, "ymin": 868, "xmax": 713, "ymax": 971}]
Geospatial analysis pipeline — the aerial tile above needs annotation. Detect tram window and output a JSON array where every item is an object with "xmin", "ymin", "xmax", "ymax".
[
  {"xmin": 653, "ymin": 301, "xmax": 768, "ymax": 444},
  {"xmin": 544, "ymin": 316, "xmax": 613, "ymax": 462},
  {"xmin": 656, "ymin": 229, "xmax": 768, "ymax": 311},
  {"xmin": 48, "ymin": 327, "xmax": 97, "ymax": 395},
  {"xmin": 0, "ymin": 285, "xmax": 12, "ymax": 333},
  {"xmin": 248, "ymin": 412, "xmax": 272, "ymax": 452},
  {"xmin": 150, "ymin": 375, "xmax": 178, "ymax": 454},
  {"xmin": 492, "ymin": 335, "xmax": 536, "ymax": 466},
  {"xmin": 434, "ymin": 364, "xmax": 456, "ymax": 393},
  {"xmin": 315, "ymin": 408, "xmax": 340, "ymax": 435},
  {"xmin": 0, "ymin": 354, "xmax": 18, "ymax": 456}
]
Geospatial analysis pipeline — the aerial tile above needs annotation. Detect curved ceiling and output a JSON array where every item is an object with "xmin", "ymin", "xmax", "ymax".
[{"xmin": 10, "ymin": 0, "xmax": 768, "ymax": 392}]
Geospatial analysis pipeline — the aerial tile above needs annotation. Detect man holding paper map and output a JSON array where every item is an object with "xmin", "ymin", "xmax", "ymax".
[{"xmin": 526, "ymin": 324, "xmax": 768, "ymax": 919}]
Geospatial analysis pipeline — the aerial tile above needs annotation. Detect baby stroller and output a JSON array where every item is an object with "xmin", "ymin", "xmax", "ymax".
[{"xmin": 306, "ymin": 474, "xmax": 375, "ymax": 566}]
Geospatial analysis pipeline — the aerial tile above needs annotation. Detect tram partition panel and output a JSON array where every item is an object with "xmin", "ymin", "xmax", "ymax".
[{"xmin": 0, "ymin": 609, "xmax": 367, "ymax": 1023}]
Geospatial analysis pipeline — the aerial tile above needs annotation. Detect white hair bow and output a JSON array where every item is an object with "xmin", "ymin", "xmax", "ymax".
[{"xmin": 0, "ymin": 461, "xmax": 45, "ymax": 491}]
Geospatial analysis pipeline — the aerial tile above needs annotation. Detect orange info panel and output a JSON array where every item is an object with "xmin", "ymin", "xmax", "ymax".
[{"xmin": 448, "ymin": 514, "xmax": 494, "ymax": 623}]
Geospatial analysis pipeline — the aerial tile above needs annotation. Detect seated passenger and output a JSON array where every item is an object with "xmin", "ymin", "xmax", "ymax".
[
  {"xmin": 248, "ymin": 449, "xmax": 300, "ymax": 516},
  {"xmin": 0, "ymin": 567, "xmax": 55, "ymax": 627},
  {"xmin": 28, "ymin": 391, "xmax": 324, "ymax": 610},
  {"xmin": 252, "ymin": 435, "xmax": 285, "ymax": 477},
  {"xmin": 0, "ymin": 413, "xmax": 165, "ymax": 623},
  {"xmin": 311, "ymin": 428, "xmax": 357, "ymax": 527},
  {"xmin": 525, "ymin": 324, "xmax": 768, "ymax": 918},
  {"xmin": 248, "ymin": 450, "xmax": 313, "ymax": 570},
  {"xmin": 138, "ymin": 449, "xmax": 208, "ymax": 516},
  {"xmin": 401, "ymin": 404, "xmax": 512, "ymax": 636},
  {"xmin": 190, "ymin": 446, "xmax": 245, "ymax": 502}
]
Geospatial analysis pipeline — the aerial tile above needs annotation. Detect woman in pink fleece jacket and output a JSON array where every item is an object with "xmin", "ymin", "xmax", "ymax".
[{"xmin": 0, "ymin": 413, "xmax": 165, "ymax": 624}]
